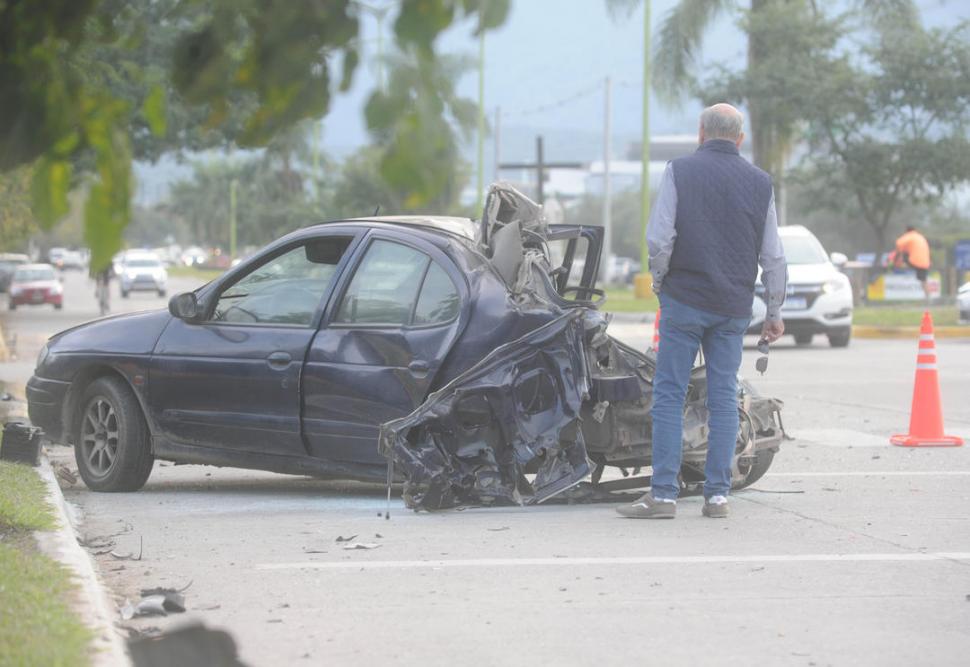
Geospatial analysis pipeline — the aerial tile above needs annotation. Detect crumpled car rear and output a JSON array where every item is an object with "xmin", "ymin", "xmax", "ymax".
[{"xmin": 379, "ymin": 183, "xmax": 786, "ymax": 511}]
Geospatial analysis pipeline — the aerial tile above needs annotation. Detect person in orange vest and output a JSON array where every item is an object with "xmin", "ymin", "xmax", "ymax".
[{"xmin": 894, "ymin": 225, "xmax": 931, "ymax": 299}]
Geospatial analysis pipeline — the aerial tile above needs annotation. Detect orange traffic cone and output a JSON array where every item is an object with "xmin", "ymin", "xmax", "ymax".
[
  {"xmin": 651, "ymin": 307, "xmax": 661, "ymax": 352},
  {"xmin": 890, "ymin": 312, "xmax": 964, "ymax": 447}
]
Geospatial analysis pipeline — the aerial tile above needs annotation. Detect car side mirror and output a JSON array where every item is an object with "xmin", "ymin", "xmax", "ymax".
[
  {"xmin": 169, "ymin": 292, "xmax": 202, "ymax": 322},
  {"xmin": 830, "ymin": 252, "xmax": 848, "ymax": 267}
]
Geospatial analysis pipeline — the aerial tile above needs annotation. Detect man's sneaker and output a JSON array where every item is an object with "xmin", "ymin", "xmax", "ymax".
[
  {"xmin": 616, "ymin": 492, "xmax": 676, "ymax": 519},
  {"xmin": 702, "ymin": 495, "xmax": 729, "ymax": 518}
]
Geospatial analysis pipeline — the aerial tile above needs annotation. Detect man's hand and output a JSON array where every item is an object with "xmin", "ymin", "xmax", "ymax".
[{"xmin": 761, "ymin": 318, "xmax": 785, "ymax": 343}]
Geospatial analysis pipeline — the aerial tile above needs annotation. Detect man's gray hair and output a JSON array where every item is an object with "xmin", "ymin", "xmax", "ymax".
[{"xmin": 700, "ymin": 105, "xmax": 744, "ymax": 140}]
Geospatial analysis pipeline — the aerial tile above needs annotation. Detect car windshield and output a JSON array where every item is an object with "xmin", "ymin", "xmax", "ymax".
[
  {"xmin": 15, "ymin": 268, "xmax": 56, "ymax": 281},
  {"xmin": 125, "ymin": 258, "xmax": 161, "ymax": 268},
  {"xmin": 781, "ymin": 236, "xmax": 828, "ymax": 265}
]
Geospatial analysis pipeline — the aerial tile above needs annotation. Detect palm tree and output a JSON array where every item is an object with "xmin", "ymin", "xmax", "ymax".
[{"xmin": 607, "ymin": 0, "xmax": 917, "ymax": 219}]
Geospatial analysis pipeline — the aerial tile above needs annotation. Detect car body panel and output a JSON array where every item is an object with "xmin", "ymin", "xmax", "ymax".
[{"xmin": 303, "ymin": 228, "xmax": 471, "ymax": 465}]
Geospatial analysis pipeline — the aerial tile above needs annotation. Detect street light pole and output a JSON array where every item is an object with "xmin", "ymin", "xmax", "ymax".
[
  {"xmin": 635, "ymin": 0, "xmax": 653, "ymax": 298},
  {"xmin": 229, "ymin": 178, "xmax": 238, "ymax": 260},
  {"xmin": 602, "ymin": 75, "xmax": 612, "ymax": 284},
  {"xmin": 477, "ymin": 23, "xmax": 486, "ymax": 211},
  {"xmin": 354, "ymin": 1, "xmax": 392, "ymax": 93}
]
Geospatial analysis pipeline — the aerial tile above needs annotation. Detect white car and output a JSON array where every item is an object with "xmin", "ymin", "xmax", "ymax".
[
  {"xmin": 958, "ymin": 281, "xmax": 970, "ymax": 324},
  {"xmin": 749, "ymin": 225, "xmax": 853, "ymax": 347},
  {"xmin": 119, "ymin": 253, "xmax": 168, "ymax": 298}
]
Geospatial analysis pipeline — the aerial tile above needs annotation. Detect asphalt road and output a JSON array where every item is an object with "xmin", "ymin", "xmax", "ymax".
[{"xmin": 3, "ymin": 273, "xmax": 970, "ymax": 666}]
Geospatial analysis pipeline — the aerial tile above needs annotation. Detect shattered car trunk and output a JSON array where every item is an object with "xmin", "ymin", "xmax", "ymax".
[{"xmin": 379, "ymin": 183, "xmax": 786, "ymax": 511}]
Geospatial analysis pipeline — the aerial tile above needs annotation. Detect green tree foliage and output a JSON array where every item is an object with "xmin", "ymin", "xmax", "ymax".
[
  {"xmin": 607, "ymin": 0, "xmax": 917, "ymax": 185},
  {"xmin": 0, "ymin": 0, "xmax": 509, "ymax": 268},
  {"xmin": 793, "ymin": 19, "xmax": 970, "ymax": 249},
  {"xmin": 0, "ymin": 168, "xmax": 37, "ymax": 249}
]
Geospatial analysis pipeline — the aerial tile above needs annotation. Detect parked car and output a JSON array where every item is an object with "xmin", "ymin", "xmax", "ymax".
[
  {"xmin": 9, "ymin": 264, "xmax": 63, "ymax": 310},
  {"xmin": 118, "ymin": 253, "xmax": 168, "ymax": 298},
  {"xmin": 27, "ymin": 185, "xmax": 786, "ymax": 508},
  {"xmin": 0, "ymin": 253, "xmax": 30, "ymax": 292},
  {"xmin": 749, "ymin": 225, "xmax": 853, "ymax": 347},
  {"xmin": 958, "ymin": 281, "xmax": 970, "ymax": 324},
  {"xmin": 48, "ymin": 248, "xmax": 85, "ymax": 271}
]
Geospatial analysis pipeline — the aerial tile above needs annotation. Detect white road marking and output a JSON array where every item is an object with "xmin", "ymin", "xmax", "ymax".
[
  {"xmin": 766, "ymin": 471, "xmax": 970, "ymax": 477},
  {"xmin": 256, "ymin": 552, "xmax": 970, "ymax": 571}
]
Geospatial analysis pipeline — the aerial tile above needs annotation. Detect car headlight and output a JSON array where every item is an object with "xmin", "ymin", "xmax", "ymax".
[{"xmin": 822, "ymin": 279, "xmax": 848, "ymax": 294}]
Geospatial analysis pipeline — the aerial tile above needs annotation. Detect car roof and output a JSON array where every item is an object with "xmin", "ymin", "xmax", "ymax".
[
  {"xmin": 319, "ymin": 216, "xmax": 478, "ymax": 241},
  {"xmin": 777, "ymin": 225, "xmax": 814, "ymax": 238}
]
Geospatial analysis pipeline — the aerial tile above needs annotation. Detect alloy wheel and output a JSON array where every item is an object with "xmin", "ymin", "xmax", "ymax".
[{"xmin": 80, "ymin": 398, "xmax": 119, "ymax": 476}]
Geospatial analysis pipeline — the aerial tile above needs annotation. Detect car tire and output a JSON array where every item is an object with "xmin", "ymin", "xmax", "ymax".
[
  {"xmin": 74, "ymin": 376, "xmax": 154, "ymax": 492},
  {"xmin": 121, "ymin": 290, "xmax": 129, "ymax": 299},
  {"xmin": 732, "ymin": 448, "xmax": 775, "ymax": 490},
  {"xmin": 793, "ymin": 333, "xmax": 813, "ymax": 346},
  {"xmin": 828, "ymin": 330, "xmax": 851, "ymax": 348},
  {"xmin": 158, "ymin": 290, "xmax": 166, "ymax": 298},
  {"xmin": 54, "ymin": 303, "xmax": 63, "ymax": 310},
  {"xmin": 8, "ymin": 301, "xmax": 15, "ymax": 311}
]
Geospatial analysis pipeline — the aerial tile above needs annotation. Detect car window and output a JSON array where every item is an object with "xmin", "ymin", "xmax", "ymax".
[
  {"xmin": 14, "ymin": 268, "xmax": 56, "ymax": 281},
  {"xmin": 413, "ymin": 261, "xmax": 460, "ymax": 325},
  {"xmin": 211, "ymin": 237, "xmax": 351, "ymax": 326},
  {"xmin": 781, "ymin": 236, "xmax": 828, "ymax": 265},
  {"xmin": 124, "ymin": 258, "xmax": 162, "ymax": 268},
  {"xmin": 335, "ymin": 240, "xmax": 432, "ymax": 326}
]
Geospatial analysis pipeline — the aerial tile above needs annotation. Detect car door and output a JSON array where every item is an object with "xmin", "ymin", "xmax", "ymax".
[
  {"xmin": 303, "ymin": 231, "xmax": 468, "ymax": 465},
  {"xmin": 150, "ymin": 233, "xmax": 357, "ymax": 456}
]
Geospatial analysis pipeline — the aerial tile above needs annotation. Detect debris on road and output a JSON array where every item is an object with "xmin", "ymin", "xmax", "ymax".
[
  {"xmin": 343, "ymin": 542, "xmax": 381, "ymax": 551},
  {"xmin": 335, "ymin": 534, "xmax": 357, "ymax": 543},
  {"xmin": 120, "ymin": 591, "xmax": 186, "ymax": 620},
  {"xmin": 128, "ymin": 623, "xmax": 244, "ymax": 667},
  {"xmin": 111, "ymin": 535, "xmax": 144, "ymax": 560}
]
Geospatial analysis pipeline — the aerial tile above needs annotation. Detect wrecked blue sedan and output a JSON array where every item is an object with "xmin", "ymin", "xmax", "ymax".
[{"xmin": 27, "ymin": 184, "xmax": 785, "ymax": 509}]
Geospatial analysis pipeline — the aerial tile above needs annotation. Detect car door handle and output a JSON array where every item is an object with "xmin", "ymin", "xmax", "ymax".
[
  {"xmin": 408, "ymin": 360, "xmax": 430, "ymax": 377},
  {"xmin": 267, "ymin": 351, "xmax": 292, "ymax": 369}
]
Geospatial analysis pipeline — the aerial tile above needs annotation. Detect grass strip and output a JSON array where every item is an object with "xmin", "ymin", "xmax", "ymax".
[{"xmin": 0, "ymin": 461, "xmax": 91, "ymax": 667}]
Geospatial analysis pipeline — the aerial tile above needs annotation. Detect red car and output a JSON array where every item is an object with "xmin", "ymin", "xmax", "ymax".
[{"xmin": 9, "ymin": 264, "xmax": 63, "ymax": 310}]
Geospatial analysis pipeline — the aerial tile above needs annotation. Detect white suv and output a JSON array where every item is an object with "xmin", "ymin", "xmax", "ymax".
[
  {"xmin": 749, "ymin": 225, "xmax": 853, "ymax": 347},
  {"xmin": 119, "ymin": 252, "xmax": 168, "ymax": 298}
]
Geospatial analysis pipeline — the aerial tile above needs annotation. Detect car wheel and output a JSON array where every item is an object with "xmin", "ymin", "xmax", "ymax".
[
  {"xmin": 828, "ymin": 330, "xmax": 851, "ymax": 348},
  {"xmin": 157, "ymin": 290, "xmax": 166, "ymax": 298},
  {"xmin": 793, "ymin": 333, "xmax": 813, "ymax": 346},
  {"xmin": 54, "ymin": 303, "xmax": 63, "ymax": 310},
  {"xmin": 8, "ymin": 301, "xmax": 15, "ymax": 311},
  {"xmin": 732, "ymin": 449, "xmax": 775, "ymax": 490},
  {"xmin": 74, "ymin": 376, "xmax": 154, "ymax": 492},
  {"xmin": 121, "ymin": 290, "xmax": 129, "ymax": 299}
]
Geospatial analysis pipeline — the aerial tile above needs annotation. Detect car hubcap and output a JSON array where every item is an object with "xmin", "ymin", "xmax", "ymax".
[{"xmin": 81, "ymin": 398, "xmax": 119, "ymax": 476}]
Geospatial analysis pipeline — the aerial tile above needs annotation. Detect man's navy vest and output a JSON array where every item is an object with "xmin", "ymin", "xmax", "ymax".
[{"xmin": 663, "ymin": 139, "xmax": 773, "ymax": 319}]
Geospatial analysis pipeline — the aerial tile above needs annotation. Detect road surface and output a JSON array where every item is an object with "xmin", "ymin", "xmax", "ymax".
[{"xmin": 2, "ymin": 272, "xmax": 969, "ymax": 666}]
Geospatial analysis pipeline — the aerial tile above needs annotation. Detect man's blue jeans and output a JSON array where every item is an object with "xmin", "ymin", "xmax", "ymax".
[{"xmin": 650, "ymin": 293, "xmax": 751, "ymax": 500}]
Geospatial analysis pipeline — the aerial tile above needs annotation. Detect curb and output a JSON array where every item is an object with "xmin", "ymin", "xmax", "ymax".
[
  {"xmin": 853, "ymin": 325, "xmax": 970, "ymax": 340},
  {"xmin": 34, "ymin": 454, "xmax": 130, "ymax": 667}
]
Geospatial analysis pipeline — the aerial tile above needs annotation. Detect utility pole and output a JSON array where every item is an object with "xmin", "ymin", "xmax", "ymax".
[
  {"xmin": 498, "ymin": 136, "xmax": 582, "ymax": 205},
  {"xmin": 476, "ymin": 22, "xmax": 486, "ymax": 210},
  {"xmin": 602, "ymin": 75, "xmax": 612, "ymax": 284},
  {"xmin": 493, "ymin": 106, "xmax": 501, "ymax": 183},
  {"xmin": 635, "ymin": 0, "xmax": 653, "ymax": 298},
  {"xmin": 229, "ymin": 178, "xmax": 238, "ymax": 260}
]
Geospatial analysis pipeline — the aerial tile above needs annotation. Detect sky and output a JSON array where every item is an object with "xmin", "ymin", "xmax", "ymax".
[{"xmin": 134, "ymin": 0, "xmax": 970, "ymax": 204}]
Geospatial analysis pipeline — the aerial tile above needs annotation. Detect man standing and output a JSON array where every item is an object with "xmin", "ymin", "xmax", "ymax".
[
  {"xmin": 893, "ymin": 225, "xmax": 931, "ymax": 299},
  {"xmin": 617, "ymin": 103, "xmax": 787, "ymax": 520}
]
